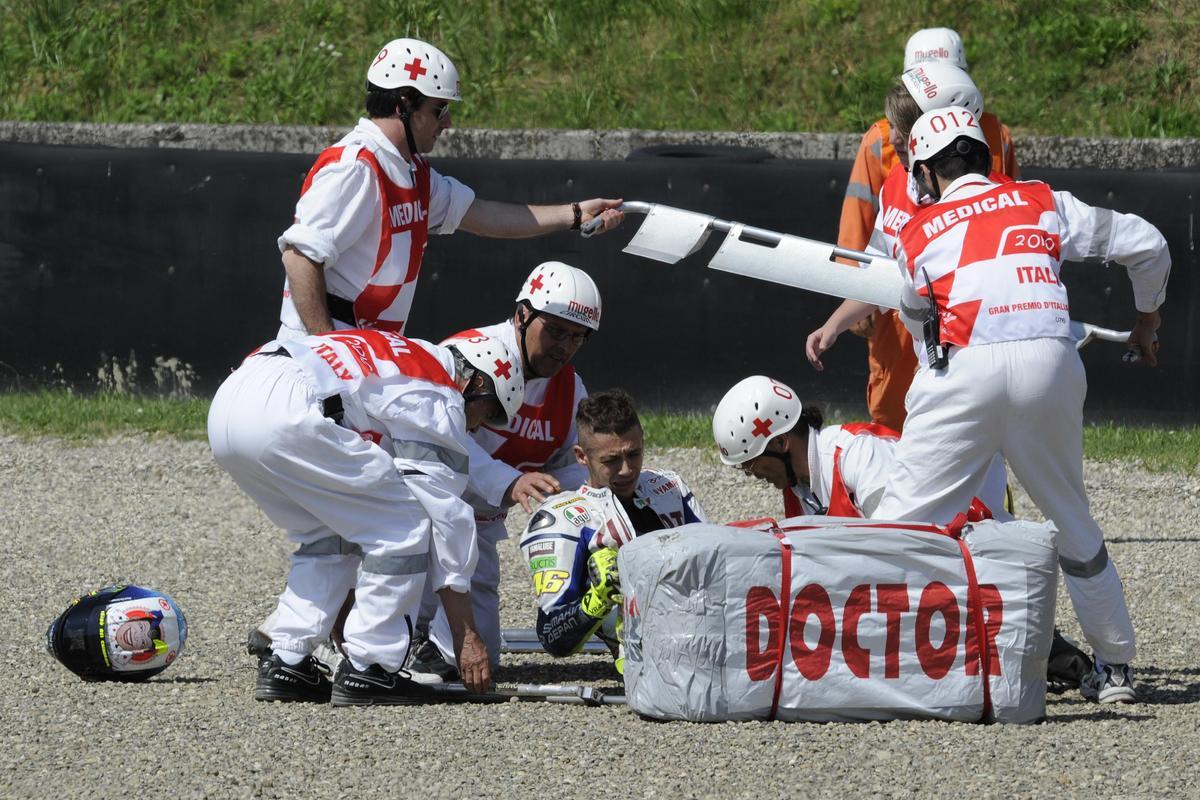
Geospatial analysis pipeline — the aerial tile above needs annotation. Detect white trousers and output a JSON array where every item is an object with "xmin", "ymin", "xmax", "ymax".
[
  {"xmin": 426, "ymin": 518, "xmax": 505, "ymax": 668},
  {"xmin": 208, "ymin": 354, "xmax": 431, "ymax": 673},
  {"xmin": 875, "ymin": 338, "xmax": 1136, "ymax": 664}
]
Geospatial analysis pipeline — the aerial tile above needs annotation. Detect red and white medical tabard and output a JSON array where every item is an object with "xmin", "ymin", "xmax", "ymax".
[
  {"xmin": 278, "ymin": 118, "xmax": 475, "ymax": 335},
  {"xmin": 898, "ymin": 180, "xmax": 1072, "ymax": 347}
]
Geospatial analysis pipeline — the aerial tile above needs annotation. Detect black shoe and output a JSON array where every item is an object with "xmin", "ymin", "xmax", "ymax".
[
  {"xmin": 1046, "ymin": 629, "xmax": 1093, "ymax": 694},
  {"xmin": 405, "ymin": 630, "xmax": 460, "ymax": 685},
  {"xmin": 254, "ymin": 651, "xmax": 332, "ymax": 703},
  {"xmin": 247, "ymin": 627, "xmax": 271, "ymax": 659},
  {"xmin": 330, "ymin": 661, "xmax": 437, "ymax": 707}
]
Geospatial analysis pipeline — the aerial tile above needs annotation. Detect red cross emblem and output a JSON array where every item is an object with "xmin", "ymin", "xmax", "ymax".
[
  {"xmin": 529, "ymin": 273, "xmax": 545, "ymax": 292},
  {"xmin": 493, "ymin": 359, "xmax": 512, "ymax": 379},
  {"xmin": 751, "ymin": 418, "xmax": 773, "ymax": 438},
  {"xmin": 403, "ymin": 58, "xmax": 428, "ymax": 81}
]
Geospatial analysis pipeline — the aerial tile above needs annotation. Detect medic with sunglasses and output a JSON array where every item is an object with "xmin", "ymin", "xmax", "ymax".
[
  {"xmin": 275, "ymin": 37, "xmax": 624, "ymax": 344},
  {"xmin": 410, "ymin": 262, "xmax": 603, "ymax": 682}
]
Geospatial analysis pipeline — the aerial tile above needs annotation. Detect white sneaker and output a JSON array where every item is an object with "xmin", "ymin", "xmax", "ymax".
[
  {"xmin": 1080, "ymin": 662, "xmax": 1137, "ymax": 704},
  {"xmin": 311, "ymin": 640, "xmax": 346, "ymax": 678}
]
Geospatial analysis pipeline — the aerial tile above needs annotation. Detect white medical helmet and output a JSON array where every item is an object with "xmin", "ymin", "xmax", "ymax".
[
  {"xmin": 445, "ymin": 335, "xmax": 525, "ymax": 426},
  {"xmin": 366, "ymin": 38, "xmax": 462, "ymax": 101},
  {"xmin": 712, "ymin": 376, "xmax": 802, "ymax": 466},
  {"xmin": 902, "ymin": 62, "xmax": 984, "ymax": 118},
  {"xmin": 904, "ymin": 27, "xmax": 968, "ymax": 71},
  {"xmin": 514, "ymin": 262, "xmax": 602, "ymax": 331},
  {"xmin": 908, "ymin": 105, "xmax": 988, "ymax": 167}
]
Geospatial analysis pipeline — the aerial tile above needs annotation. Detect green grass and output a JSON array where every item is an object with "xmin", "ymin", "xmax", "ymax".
[
  {"xmin": 0, "ymin": 391, "xmax": 210, "ymax": 441},
  {"xmin": 3, "ymin": 0, "xmax": 1198, "ymax": 136},
  {"xmin": 2, "ymin": 392, "xmax": 1197, "ymax": 471}
]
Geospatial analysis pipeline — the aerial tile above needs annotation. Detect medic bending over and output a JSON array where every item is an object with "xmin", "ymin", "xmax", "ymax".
[
  {"xmin": 209, "ymin": 330, "xmax": 523, "ymax": 705},
  {"xmin": 712, "ymin": 375, "xmax": 1009, "ymax": 520},
  {"xmin": 408, "ymin": 263, "xmax": 603, "ymax": 683},
  {"xmin": 518, "ymin": 389, "xmax": 707, "ymax": 671}
]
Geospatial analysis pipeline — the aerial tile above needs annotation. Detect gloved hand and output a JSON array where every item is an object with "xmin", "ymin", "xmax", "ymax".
[{"xmin": 581, "ymin": 547, "xmax": 621, "ymax": 619}]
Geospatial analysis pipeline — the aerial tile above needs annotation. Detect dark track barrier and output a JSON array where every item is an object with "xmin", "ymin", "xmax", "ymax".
[{"xmin": 0, "ymin": 142, "xmax": 1195, "ymax": 421}]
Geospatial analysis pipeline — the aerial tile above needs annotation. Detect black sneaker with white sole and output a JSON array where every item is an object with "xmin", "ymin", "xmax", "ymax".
[
  {"xmin": 404, "ymin": 631, "xmax": 460, "ymax": 685},
  {"xmin": 1080, "ymin": 662, "xmax": 1137, "ymax": 704},
  {"xmin": 330, "ymin": 661, "xmax": 437, "ymax": 707},
  {"xmin": 254, "ymin": 651, "xmax": 332, "ymax": 703}
]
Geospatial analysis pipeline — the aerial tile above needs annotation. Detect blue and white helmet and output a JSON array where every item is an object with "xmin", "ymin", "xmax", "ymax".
[{"xmin": 46, "ymin": 585, "xmax": 188, "ymax": 682}]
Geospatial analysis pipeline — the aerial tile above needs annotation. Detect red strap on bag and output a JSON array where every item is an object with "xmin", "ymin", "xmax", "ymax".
[
  {"xmin": 946, "ymin": 513, "xmax": 993, "ymax": 722},
  {"xmin": 729, "ymin": 517, "xmax": 780, "ymax": 531},
  {"xmin": 769, "ymin": 531, "xmax": 792, "ymax": 721}
]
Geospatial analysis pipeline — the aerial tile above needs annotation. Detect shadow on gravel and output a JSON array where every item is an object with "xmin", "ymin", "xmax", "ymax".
[
  {"xmin": 496, "ymin": 660, "xmax": 620, "ymax": 684},
  {"xmin": 1046, "ymin": 709, "xmax": 1155, "ymax": 723},
  {"xmin": 1106, "ymin": 536, "xmax": 1200, "ymax": 544},
  {"xmin": 1128, "ymin": 666, "xmax": 1200, "ymax": 705},
  {"xmin": 153, "ymin": 676, "xmax": 219, "ymax": 684}
]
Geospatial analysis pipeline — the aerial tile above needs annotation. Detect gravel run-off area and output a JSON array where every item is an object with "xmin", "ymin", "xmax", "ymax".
[{"xmin": 2, "ymin": 434, "xmax": 1198, "ymax": 799}]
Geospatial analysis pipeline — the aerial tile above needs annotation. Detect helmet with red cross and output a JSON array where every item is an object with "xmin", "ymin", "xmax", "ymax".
[
  {"xmin": 445, "ymin": 335, "xmax": 524, "ymax": 427},
  {"xmin": 712, "ymin": 376, "xmax": 803, "ymax": 466},
  {"xmin": 366, "ymin": 38, "xmax": 462, "ymax": 101},
  {"xmin": 514, "ymin": 262, "xmax": 602, "ymax": 332},
  {"xmin": 901, "ymin": 62, "xmax": 983, "ymax": 119},
  {"xmin": 908, "ymin": 105, "xmax": 989, "ymax": 169}
]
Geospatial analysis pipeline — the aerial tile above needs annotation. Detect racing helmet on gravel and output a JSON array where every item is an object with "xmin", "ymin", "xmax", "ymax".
[
  {"xmin": 46, "ymin": 585, "xmax": 187, "ymax": 682},
  {"xmin": 712, "ymin": 376, "xmax": 803, "ymax": 466},
  {"xmin": 904, "ymin": 27, "xmax": 968, "ymax": 70},
  {"xmin": 366, "ymin": 37, "xmax": 462, "ymax": 101},
  {"xmin": 445, "ymin": 335, "xmax": 525, "ymax": 427},
  {"xmin": 901, "ymin": 62, "xmax": 983, "ymax": 118}
]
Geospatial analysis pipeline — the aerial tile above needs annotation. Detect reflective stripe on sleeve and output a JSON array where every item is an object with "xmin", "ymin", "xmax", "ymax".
[
  {"xmin": 1059, "ymin": 542, "xmax": 1110, "ymax": 578},
  {"xmin": 394, "ymin": 439, "xmax": 469, "ymax": 474},
  {"xmin": 1082, "ymin": 208, "xmax": 1115, "ymax": 261},
  {"xmin": 844, "ymin": 181, "xmax": 880, "ymax": 211}
]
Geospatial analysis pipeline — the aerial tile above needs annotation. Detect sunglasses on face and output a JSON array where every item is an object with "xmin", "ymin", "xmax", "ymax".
[
  {"xmin": 541, "ymin": 320, "xmax": 589, "ymax": 346},
  {"xmin": 428, "ymin": 101, "xmax": 451, "ymax": 121}
]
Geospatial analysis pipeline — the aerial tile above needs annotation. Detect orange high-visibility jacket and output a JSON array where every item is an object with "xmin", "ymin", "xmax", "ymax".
[{"xmin": 837, "ymin": 112, "xmax": 1018, "ymax": 431}]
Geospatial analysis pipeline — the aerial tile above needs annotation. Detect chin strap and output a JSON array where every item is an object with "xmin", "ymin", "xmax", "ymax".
[
  {"xmin": 757, "ymin": 449, "xmax": 799, "ymax": 490},
  {"xmin": 398, "ymin": 104, "xmax": 420, "ymax": 175},
  {"xmin": 515, "ymin": 304, "xmax": 546, "ymax": 379}
]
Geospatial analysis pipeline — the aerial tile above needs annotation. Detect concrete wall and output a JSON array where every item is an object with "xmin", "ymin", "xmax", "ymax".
[
  {"xmin": 1, "ymin": 124, "xmax": 1196, "ymax": 421},
  {"xmin": 4, "ymin": 120, "xmax": 1200, "ymax": 170}
]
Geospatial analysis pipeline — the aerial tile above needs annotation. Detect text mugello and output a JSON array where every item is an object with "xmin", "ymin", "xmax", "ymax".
[
  {"xmin": 907, "ymin": 65, "xmax": 940, "ymax": 100},
  {"xmin": 743, "ymin": 580, "xmax": 1003, "ymax": 681}
]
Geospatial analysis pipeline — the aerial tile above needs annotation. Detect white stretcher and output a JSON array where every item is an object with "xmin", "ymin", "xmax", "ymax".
[{"xmin": 587, "ymin": 201, "xmax": 1146, "ymax": 359}]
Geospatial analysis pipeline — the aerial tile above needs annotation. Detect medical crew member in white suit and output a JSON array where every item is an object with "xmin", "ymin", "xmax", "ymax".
[
  {"xmin": 871, "ymin": 106, "xmax": 1167, "ymax": 703},
  {"xmin": 209, "ymin": 330, "xmax": 523, "ymax": 705}
]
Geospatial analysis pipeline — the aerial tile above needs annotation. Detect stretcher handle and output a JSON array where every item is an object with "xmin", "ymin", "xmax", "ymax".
[{"xmin": 582, "ymin": 202, "xmax": 877, "ymax": 264}]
